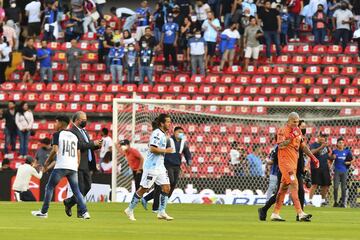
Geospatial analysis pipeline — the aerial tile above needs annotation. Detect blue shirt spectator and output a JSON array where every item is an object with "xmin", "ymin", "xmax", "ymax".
[
  {"xmin": 310, "ymin": 142, "xmax": 331, "ymax": 170},
  {"xmin": 109, "ymin": 46, "xmax": 125, "ymax": 65},
  {"xmin": 221, "ymin": 28, "xmax": 240, "ymax": 50},
  {"xmin": 246, "ymin": 152, "xmax": 264, "ymax": 177},
  {"xmin": 162, "ymin": 22, "xmax": 179, "ymax": 44},
  {"xmin": 37, "ymin": 47, "xmax": 52, "ymax": 68},
  {"xmin": 333, "ymin": 148, "xmax": 353, "ymax": 173},
  {"xmin": 269, "ymin": 145, "xmax": 279, "ymax": 176},
  {"xmin": 136, "ymin": 6, "xmax": 151, "ymax": 26},
  {"xmin": 280, "ymin": 11, "xmax": 289, "ymax": 34}
]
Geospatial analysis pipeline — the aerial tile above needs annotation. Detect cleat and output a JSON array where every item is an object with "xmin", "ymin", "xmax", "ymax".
[
  {"xmin": 258, "ymin": 208, "xmax": 266, "ymax": 221},
  {"xmin": 124, "ymin": 208, "xmax": 136, "ymax": 221},
  {"xmin": 80, "ymin": 212, "xmax": 91, "ymax": 219},
  {"xmin": 299, "ymin": 213, "xmax": 312, "ymax": 222},
  {"xmin": 141, "ymin": 198, "xmax": 148, "ymax": 210},
  {"xmin": 31, "ymin": 210, "xmax": 48, "ymax": 218},
  {"xmin": 63, "ymin": 200, "xmax": 72, "ymax": 217},
  {"xmin": 270, "ymin": 213, "xmax": 285, "ymax": 222},
  {"xmin": 157, "ymin": 212, "xmax": 174, "ymax": 221},
  {"xmin": 333, "ymin": 202, "xmax": 339, "ymax": 208}
]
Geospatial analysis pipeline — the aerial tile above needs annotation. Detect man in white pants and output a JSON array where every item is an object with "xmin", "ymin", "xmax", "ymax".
[{"xmin": 125, "ymin": 113, "xmax": 174, "ymax": 221}]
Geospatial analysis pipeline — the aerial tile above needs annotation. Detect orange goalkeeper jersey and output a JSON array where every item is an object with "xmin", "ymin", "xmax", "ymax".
[{"xmin": 277, "ymin": 125, "xmax": 302, "ymax": 171}]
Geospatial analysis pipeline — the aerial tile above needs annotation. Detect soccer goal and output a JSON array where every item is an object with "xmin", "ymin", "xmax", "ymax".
[{"xmin": 112, "ymin": 98, "xmax": 360, "ymax": 205}]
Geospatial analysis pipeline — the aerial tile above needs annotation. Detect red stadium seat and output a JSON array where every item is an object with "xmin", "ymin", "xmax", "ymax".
[
  {"xmin": 69, "ymin": 93, "xmax": 83, "ymax": 102},
  {"xmin": 60, "ymin": 42, "xmax": 71, "ymax": 51},
  {"xmin": 257, "ymin": 66, "xmax": 272, "ymax": 75},
  {"xmin": 168, "ymin": 85, "xmax": 183, "ymax": 93},
  {"xmin": 82, "ymin": 32, "xmax": 97, "ymax": 41},
  {"xmin": 84, "ymin": 73, "xmax": 98, "ymax": 83},
  {"xmin": 174, "ymin": 74, "xmax": 190, "ymax": 83},
  {"xmin": 53, "ymin": 93, "xmax": 69, "ymax": 102},
  {"xmin": 54, "ymin": 72, "xmax": 68, "ymax": 82},
  {"xmin": 76, "ymin": 83, "xmax": 92, "ymax": 92},
  {"xmin": 323, "ymin": 66, "xmax": 339, "ymax": 75},
  {"xmin": 226, "ymin": 65, "xmax": 241, "ymax": 74},
  {"xmin": 159, "ymin": 74, "xmax": 173, "ymax": 83},
  {"xmin": 282, "ymin": 76, "xmax": 297, "ymax": 84},
  {"xmin": 99, "ymin": 94, "xmax": 114, "ymax": 102},
  {"xmin": 65, "ymin": 103, "xmax": 81, "ymax": 112},
  {"xmin": 305, "ymin": 66, "xmax": 321, "ymax": 75},
  {"xmin": 229, "ymin": 85, "xmax": 244, "ymax": 95},
  {"xmin": 91, "ymin": 83, "xmax": 107, "ymax": 93},
  {"xmin": 83, "ymin": 53, "xmax": 98, "ymax": 62},
  {"xmin": 338, "ymin": 56, "xmax": 352, "ymax": 64},
  {"xmin": 177, "ymin": 94, "xmax": 191, "ymax": 100},
  {"xmin": 84, "ymin": 94, "xmax": 99, "ymax": 102},
  {"xmin": 312, "ymin": 45, "xmax": 327, "ymax": 54},
  {"xmin": 205, "ymin": 75, "xmax": 220, "ymax": 84},
  {"xmin": 1, "ymin": 82, "xmax": 16, "ymax": 91},
  {"xmin": 284, "ymin": 96, "xmax": 299, "ymax": 102},
  {"xmin": 343, "ymin": 87, "xmax": 358, "ymax": 96},
  {"xmin": 51, "ymin": 62, "xmax": 63, "ymax": 71},
  {"xmin": 152, "ymin": 84, "xmax": 167, "ymax": 93},
  {"xmin": 300, "ymin": 96, "xmax": 315, "ymax": 102},
  {"xmin": 298, "ymin": 45, "xmax": 312, "ymax": 54},
  {"xmin": 123, "ymin": 84, "xmax": 137, "ymax": 93},
  {"xmin": 105, "ymin": 84, "xmax": 121, "ymax": 93},
  {"xmin": 242, "ymin": 65, "xmax": 257, "ymax": 74},
  {"xmin": 299, "ymin": 76, "xmax": 314, "ymax": 85},
  {"xmin": 253, "ymin": 96, "xmax": 268, "ymax": 102},
  {"xmin": 341, "ymin": 66, "xmax": 357, "ymax": 75},
  {"xmin": 266, "ymin": 76, "xmax": 281, "ymax": 84},
  {"xmin": 283, "ymin": 45, "xmax": 297, "ymax": 54},
  {"xmin": 334, "ymin": 77, "xmax": 350, "ymax": 86},
  {"xmin": 276, "ymin": 55, "xmax": 290, "ymax": 64},
  {"xmin": 269, "ymin": 96, "xmax": 284, "ymax": 102},
  {"xmin": 344, "ymin": 45, "xmax": 357, "ymax": 55},
  {"xmin": 0, "ymin": 92, "xmax": 8, "ymax": 101},
  {"xmin": 53, "ymin": 52, "xmax": 66, "ymax": 62},
  {"xmin": 97, "ymin": 73, "xmax": 111, "ymax": 83},
  {"xmin": 308, "ymin": 86, "xmax": 324, "ymax": 95},
  {"xmin": 292, "ymin": 55, "xmax": 306, "ymax": 64},
  {"xmin": 244, "ymin": 86, "xmax": 259, "ymax": 95},
  {"xmin": 317, "ymin": 96, "xmax": 333, "ymax": 102},
  {"xmin": 238, "ymin": 96, "xmax": 252, "ymax": 101},
  {"xmin": 276, "ymin": 86, "xmax": 290, "ymax": 95},
  {"xmin": 220, "ymin": 75, "xmax": 235, "ymax": 84},
  {"xmin": 61, "ymin": 83, "xmax": 77, "ymax": 92},
  {"xmin": 35, "ymin": 103, "xmax": 50, "ymax": 112},
  {"xmin": 39, "ymin": 93, "xmax": 53, "ymax": 102},
  {"xmin": 89, "ymin": 43, "xmax": 98, "ymax": 51},
  {"xmin": 322, "ymin": 56, "xmax": 337, "ymax": 65},
  {"xmin": 50, "ymin": 103, "xmax": 66, "ymax": 112},
  {"xmin": 92, "ymin": 63, "xmax": 106, "ymax": 72},
  {"xmin": 328, "ymin": 45, "xmax": 342, "ymax": 54},
  {"xmin": 138, "ymin": 84, "xmax": 153, "ymax": 93},
  {"xmin": 80, "ymin": 63, "xmax": 91, "ymax": 72},
  {"xmin": 23, "ymin": 93, "xmax": 38, "ymax": 102},
  {"xmin": 325, "ymin": 87, "xmax": 341, "ymax": 96},
  {"xmin": 288, "ymin": 65, "xmax": 303, "ymax": 74},
  {"xmin": 213, "ymin": 85, "xmax": 229, "ymax": 94},
  {"xmin": 251, "ymin": 75, "xmax": 266, "ymax": 84},
  {"xmin": 97, "ymin": 104, "xmax": 112, "ymax": 113},
  {"xmin": 29, "ymin": 83, "xmax": 45, "ymax": 92},
  {"xmin": 8, "ymin": 92, "xmax": 23, "ymax": 101},
  {"xmin": 352, "ymin": 77, "xmax": 360, "ymax": 87},
  {"xmin": 78, "ymin": 42, "xmax": 90, "ymax": 51},
  {"xmin": 340, "ymin": 108, "xmax": 356, "ymax": 116},
  {"xmin": 260, "ymin": 86, "xmax": 275, "ymax": 95},
  {"xmin": 336, "ymin": 97, "xmax": 350, "ymax": 102},
  {"xmin": 291, "ymin": 86, "xmax": 306, "ymax": 95},
  {"xmin": 272, "ymin": 66, "xmax": 286, "ymax": 75},
  {"xmin": 198, "ymin": 85, "xmax": 213, "ymax": 94},
  {"xmin": 8, "ymin": 72, "xmax": 22, "ymax": 81},
  {"xmin": 190, "ymin": 75, "xmax": 205, "ymax": 83},
  {"xmin": 82, "ymin": 103, "xmax": 96, "ymax": 112},
  {"xmin": 236, "ymin": 75, "xmax": 251, "ymax": 84},
  {"xmin": 316, "ymin": 76, "xmax": 332, "ymax": 85},
  {"xmin": 307, "ymin": 55, "xmax": 321, "ymax": 65},
  {"xmin": 223, "ymin": 96, "xmax": 237, "ymax": 101}
]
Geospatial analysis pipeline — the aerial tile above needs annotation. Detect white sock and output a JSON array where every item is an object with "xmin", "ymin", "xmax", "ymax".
[{"xmin": 321, "ymin": 199, "xmax": 326, "ymax": 203}]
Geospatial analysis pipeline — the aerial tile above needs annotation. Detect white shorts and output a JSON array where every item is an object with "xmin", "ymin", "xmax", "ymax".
[
  {"xmin": 140, "ymin": 169, "xmax": 170, "ymax": 189},
  {"xmin": 244, "ymin": 46, "xmax": 260, "ymax": 60}
]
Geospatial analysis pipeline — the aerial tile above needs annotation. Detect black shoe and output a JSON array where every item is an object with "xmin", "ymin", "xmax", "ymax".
[
  {"xmin": 258, "ymin": 208, "xmax": 267, "ymax": 221},
  {"xmin": 296, "ymin": 215, "xmax": 299, "ymax": 221},
  {"xmin": 339, "ymin": 203, "xmax": 346, "ymax": 208},
  {"xmin": 63, "ymin": 200, "xmax": 72, "ymax": 217},
  {"xmin": 299, "ymin": 214, "xmax": 312, "ymax": 222},
  {"xmin": 333, "ymin": 202, "xmax": 339, "ymax": 207}
]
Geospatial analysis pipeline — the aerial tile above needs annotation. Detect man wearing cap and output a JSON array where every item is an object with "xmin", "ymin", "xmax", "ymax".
[
  {"xmin": 13, "ymin": 156, "xmax": 43, "ymax": 201},
  {"xmin": 35, "ymin": 138, "xmax": 51, "ymax": 167},
  {"xmin": 309, "ymin": 131, "xmax": 333, "ymax": 206},
  {"xmin": 119, "ymin": 140, "xmax": 144, "ymax": 190}
]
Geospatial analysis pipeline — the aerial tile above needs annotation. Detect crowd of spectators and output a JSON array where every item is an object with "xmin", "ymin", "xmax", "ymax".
[{"xmin": 0, "ymin": 0, "xmax": 357, "ymax": 84}]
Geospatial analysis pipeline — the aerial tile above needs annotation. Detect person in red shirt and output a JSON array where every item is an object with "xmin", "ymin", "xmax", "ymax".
[
  {"xmin": 287, "ymin": 0, "xmax": 303, "ymax": 41},
  {"xmin": 312, "ymin": 4, "xmax": 327, "ymax": 45},
  {"xmin": 119, "ymin": 139, "xmax": 144, "ymax": 190}
]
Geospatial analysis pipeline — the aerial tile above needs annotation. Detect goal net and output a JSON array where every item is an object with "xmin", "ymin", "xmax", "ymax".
[{"xmin": 112, "ymin": 98, "xmax": 360, "ymax": 207}]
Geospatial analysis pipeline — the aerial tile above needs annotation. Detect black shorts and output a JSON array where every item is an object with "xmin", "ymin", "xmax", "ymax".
[
  {"xmin": 311, "ymin": 168, "xmax": 331, "ymax": 186},
  {"xmin": 28, "ymin": 22, "xmax": 41, "ymax": 37},
  {"xmin": 25, "ymin": 63, "xmax": 36, "ymax": 76},
  {"xmin": 207, "ymin": 41, "xmax": 217, "ymax": 57}
]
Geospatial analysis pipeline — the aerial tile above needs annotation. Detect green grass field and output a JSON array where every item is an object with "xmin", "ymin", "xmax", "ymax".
[{"xmin": 0, "ymin": 202, "xmax": 359, "ymax": 240}]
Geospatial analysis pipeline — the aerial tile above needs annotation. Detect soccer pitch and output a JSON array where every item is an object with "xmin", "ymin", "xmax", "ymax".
[{"xmin": 0, "ymin": 203, "xmax": 359, "ymax": 240}]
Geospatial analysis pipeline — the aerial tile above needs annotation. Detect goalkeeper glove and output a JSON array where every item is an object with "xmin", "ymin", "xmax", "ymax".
[{"xmin": 289, "ymin": 127, "xmax": 301, "ymax": 139}]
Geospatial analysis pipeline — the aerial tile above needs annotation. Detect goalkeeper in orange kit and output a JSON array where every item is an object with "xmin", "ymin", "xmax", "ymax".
[{"xmin": 270, "ymin": 112, "xmax": 320, "ymax": 222}]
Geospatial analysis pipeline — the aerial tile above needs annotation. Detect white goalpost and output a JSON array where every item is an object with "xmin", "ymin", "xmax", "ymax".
[{"xmin": 111, "ymin": 98, "xmax": 360, "ymax": 205}]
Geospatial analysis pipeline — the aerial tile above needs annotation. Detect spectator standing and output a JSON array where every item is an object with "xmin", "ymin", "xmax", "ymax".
[
  {"xmin": 258, "ymin": 0, "xmax": 281, "ymax": 63},
  {"xmin": 265, "ymin": 145, "xmax": 279, "ymax": 201},
  {"xmin": 153, "ymin": 2, "xmax": 167, "ymax": 44},
  {"xmin": 187, "ymin": 29, "xmax": 207, "ymax": 75},
  {"xmin": 195, "ymin": 0, "xmax": 211, "ymax": 25},
  {"xmin": 99, "ymin": 128, "xmax": 112, "ymax": 163},
  {"xmin": 65, "ymin": 12, "xmax": 81, "ymax": 42},
  {"xmin": 4, "ymin": 0, "xmax": 20, "ymax": 48},
  {"xmin": 0, "ymin": 101, "xmax": 17, "ymax": 154},
  {"xmin": 202, "ymin": 11, "xmax": 221, "ymax": 70},
  {"xmin": 122, "ymin": 29, "xmax": 137, "ymax": 48},
  {"xmin": 102, "ymin": 26, "xmax": 114, "ymax": 73},
  {"xmin": 125, "ymin": 43, "xmax": 137, "ymax": 84},
  {"xmin": 351, "ymin": 0, "xmax": 360, "ymax": 29},
  {"xmin": 279, "ymin": 6, "xmax": 290, "ymax": 46},
  {"xmin": 246, "ymin": 146, "xmax": 265, "ymax": 177},
  {"xmin": 12, "ymin": 156, "xmax": 43, "ymax": 201},
  {"xmin": 42, "ymin": 1, "xmax": 58, "ymax": 41},
  {"xmin": 161, "ymin": 13, "xmax": 179, "ymax": 71},
  {"xmin": 94, "ymin": 0, "xmax": 106, "ymax": 19},
  {"xmin": 333, "ymin": 1, "xmax": 353, "ymax": 50},
  {"xmin": 109, "ymin": 42, "xmax": 125, "ymax": 85},
  {"xmin": 15, "ymin": 101, "xmax": 34, "ymax": 158},
  {"xmin": 172, "ymin": 5, "xmax": 184, "ymax": 27},
  {"xmin": 287, "ymin": 0, "xmax": 303, "ymax": 41},
  {"xmin": 66, "ymin": 39, "xmax": 84, "ymax": 83},
  {"xmin": 312, "ymin": 4, "xmax": 327, "ymax": 45},
  {"xmin": 177, "ymin": 0, "xmax": 192, "ymax": 17},
  {"xmin": 83, "ymin": 0, "xmax": 97, "ymax": 33},
  {"xmin": 37, "ymin": 40, "xmax": 53, "ymax": 83},
  {"xmin": 220, "ymin": 0, "xmax": 233, "ymax": 28},
  {"xmin": 70, "ymin": 0, "xmax": 85, "ymax": 36},
  {"xmin": 119, "ymin": 139, "xmax": 144, "ymax": 190},
  {"xmin": 331, "ymin": 137, "xmax": 354, "ymax": 208},
  {"xmin": 139, "ymin": 27, "xmax": 157, "ymax": 49},
  {"xmin": 96, "ymin": 21, "xmax": 108, "ymax": 63},
  {"xmin": 309, "ymin": 132, "xmax": 332, "ymax": 206},
  {"xmin": 139, "ymin": 41, "xmax": 155, "ymax": 85},
  {"xmin": 25, "ymin": 0, "xmax": 41, "ymax": 37},
  {"xmin": 0, "ymin": 36, "xmax": 11, "ymax": 83},
  {"xmin": 178, "ymin": 16, "xmax": 192, "ymax": 71},
  {"xmin": 229, "ymin": 141, "xmax": 244, "ymax": 176},
  {"xmin": 22, "ymin": 37, "xmax": 37, "ymax": 84},
  {"xmin": 243, "ymin": 16, "xmax": 262, "ymax": 71},
  {"xmin": 219, "ymin": 22, "xmax": 241, "ymax": 71},
  {"xmin": 135, "ymin": 1, "xmax": 151, "ymax": 41},
  {"xmin": 3, "ymin": 20, "xmax": 17, "ymax": 52},
  {"xmin": 35, "ymin": 138, "xmax": 51, "ymax": 167}
]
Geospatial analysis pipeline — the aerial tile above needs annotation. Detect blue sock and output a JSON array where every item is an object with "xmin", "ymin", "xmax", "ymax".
[
  {"xmin": 129, "ymin": 193, "xmax": 140, "ymax": 210},
  {"xmin": 159, "ymin": 192, "xmax": 169, "ymax": 213}
]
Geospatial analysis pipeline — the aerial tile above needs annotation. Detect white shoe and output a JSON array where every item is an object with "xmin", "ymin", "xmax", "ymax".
[
  {"xmin": 157, "ymin": 212, "xmax": 174, "ymax": 221},
  {"xmin": 270, "ymin": 213, "xmax": 285, "ymax": 222},
  {"xmin": 124, "ymin": 208, "xmax": 136, "ymax": 221},
  {"xmin": 31, "ymin": 210, "xmax": 48, "ymax": 218},
  {"xmin": 80, "ymin": 212, "xmax": 91, "ymax": 219}
]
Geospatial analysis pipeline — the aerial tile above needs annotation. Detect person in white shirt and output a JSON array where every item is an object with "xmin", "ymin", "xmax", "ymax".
[
  {"xmin": 31, "ymin": 115, "xmax": 90, "ymax": 219},
  {"xmin": 15, "ymin": 101, "xmax": 34, "ymax": 159},
  {"xmin": 0, "ymin": 36, "xmax": 12, "ymax": 84},
  {"xmin": 202, "ymin": 11, "xmax": 221, "ymax": 70},
  {"xmin": 229, "ymin": 141, "xmax": 245, "ymax": 176},
  {"xmin": 333, "ymin": 1, "xmax": 354, "ymax": 50},
  {"xmin": 99, "ymin": 127, "xmax": 112, "ymax": 162},
  {"xmin": 100, "ymin": 151, "xmax": 112, "ymax": 173},
  {"xmin": 195, "ymin": 0, "xmax": 211, "ymax": 24},
  {"xmin": 13, "ymin": 156, "xmax": 43, "ymax": 201},
  {"xmin": 25, "ymin": 0, "xmax": 41, "ymax": 37}
]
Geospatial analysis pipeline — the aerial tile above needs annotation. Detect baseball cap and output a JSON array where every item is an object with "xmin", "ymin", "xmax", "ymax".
[{"xmin": 119, "ymin": 139, "xmax": 130, "ymax": 146}]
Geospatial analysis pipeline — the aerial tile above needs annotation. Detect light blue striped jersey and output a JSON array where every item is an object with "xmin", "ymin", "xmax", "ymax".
[{"xmin": 143, "ymin": 128, "xmax": 167, "ymax": 171}]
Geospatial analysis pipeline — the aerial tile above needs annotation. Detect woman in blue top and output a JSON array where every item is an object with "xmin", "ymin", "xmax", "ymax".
[{"xmin": 331, "ymin": 137, "xmax": 353, "ymax": 208}]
